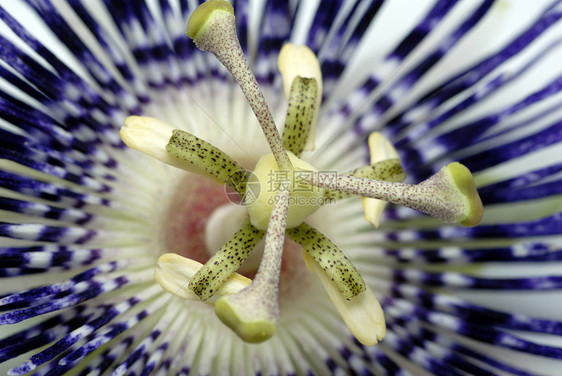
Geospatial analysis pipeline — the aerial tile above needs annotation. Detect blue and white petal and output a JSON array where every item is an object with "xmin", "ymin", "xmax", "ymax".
[{"xmin": 0, "ymin": 0, "xmax": 561, "ymax": 375}]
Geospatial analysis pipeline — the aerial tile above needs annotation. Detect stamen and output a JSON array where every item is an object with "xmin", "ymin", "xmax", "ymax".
[
  {"xmin": 362, "ymin": 132, "xmax": 402, "ymax": 228},
  {"xmin": 282, "ymin": 76, "xmax": 318, "ymax": 156},
  {"xmin": 189, "ymin": 220, "xmax": 264, "ymax": 300},
  {"xmin": 187, "ymin": 0, "xmax": 292, "ymax": 170},
  {"xmin": 278, "ymin": 44, "xmax": 322, "ymax": 151},
  {"xmin": 121, "ymin": 116, "xmax": 214, "ymax": 178},
  {"xmin": 121, "ymin": 116, "xmax": 247, "ymax": 191},
  {"xmin": 155, "ymin": 253, "xmax": 251, "ymax": 302},
  {"xmin": 214, "ymin": 181, "xmax": 291, "ymax": 343},
  {"xmin": 166, "ymin": 129, "xmax": 248, "ymax": 194},
  {"xmin": 286, "ymin": 223, "xmax": 366, "ymax": 300},
  {"xmin": 309, "ymin": 163, "xmax": 483, "ymax": 226},
  {"xmin": 302, "ymin": 252, "xmax": 385, "ymax": 346}
]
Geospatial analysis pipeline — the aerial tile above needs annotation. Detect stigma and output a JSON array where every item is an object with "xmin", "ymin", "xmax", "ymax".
[{"xmin": 119, "ymin": 0, "xmax": 483, "ymax": 346}]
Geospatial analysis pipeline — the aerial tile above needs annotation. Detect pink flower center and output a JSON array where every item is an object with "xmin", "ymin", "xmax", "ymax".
[
  {"xmin": 161, "ymin": 174, "xmax": 230, "ymax": 264},
  {"xmin": 160, "ymin": 173, "xmax": 313, "ymax": 291}
]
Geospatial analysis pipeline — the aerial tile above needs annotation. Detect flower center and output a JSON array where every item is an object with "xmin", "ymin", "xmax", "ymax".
[
  {"xmin": 161, "ymin": 170, "xmax": 313, "ymax": 283},
  {"xmin": 121, "ymin": 0, "xmax": 483, "ymax": 347},
  {"xmin": 161, "ymin": 173, "xmax": 230, "ymax": 263}
]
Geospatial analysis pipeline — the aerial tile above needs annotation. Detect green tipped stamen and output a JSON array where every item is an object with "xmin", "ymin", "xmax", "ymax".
[
  {"xmin": 186, "ymin": 0, "xmax": 291, "ymax": 170},
  {"xmin": 307, "ymin": 163, "xmax": 483, "ymax": 226}
]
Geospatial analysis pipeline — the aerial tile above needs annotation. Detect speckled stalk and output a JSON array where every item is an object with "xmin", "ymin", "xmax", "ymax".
[
  {"xmin": 189, "ymin": 220, "xmax": 264, "ymax": 300},
  {"xmin": 187, "ymin": 1, "xmax": 291, "ymax": 170},
  {"xmin": 310, "ymin": 163, "xmax": 483, "ymax": 226},
  {"xmin": 324, "ymin": 159, "xmax": 405, "ymax": 200},
  {"xmin": 286, "ymin": 223, "xmax": 365, "ymax": 300},
  {"xmin": 214, "ymin": 182, "xmax": 291, "ymax": 343}
]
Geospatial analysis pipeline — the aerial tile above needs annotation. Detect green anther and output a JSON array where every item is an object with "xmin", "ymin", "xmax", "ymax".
[
  {"xmin": 324, "ymin": 159, "xmax": 405, "ymax": 200},
  {"xmin": 189, "ymin": 221, "xmax": 264, "ymax": 300},
  {"xmin": 186, "ymin": 0, "xmax": 234, "ymax": 40},
  {"xmin": 287, "ymin": 223, "xmax": 366, "ymax": 300},
  {"xmin": 282, "ymin": 77, "xmax": 317, "ymax": 157},
  {"xmin": 166, "ymin": 129, "xmax": 248, "ymax": 195}
]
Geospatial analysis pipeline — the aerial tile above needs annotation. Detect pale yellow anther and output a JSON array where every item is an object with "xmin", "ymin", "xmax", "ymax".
[
  {"xmin": 120, "ymin": 116, "xmax": 175, "ymax": 163},
  {"xmin": 120, "ymin": 116, "xmax": 223, "ymax": 183},
  {"xmin": 278, "ymin": 44, "xmax": 322, "ymax": 151},
  {"xmin": 303, "ymin": 252, "xmax": 386, "ymax": 346},
  {"xmin": 155, "ymin": 253, "xmax": 251, "ymax": 302},
  {"xmin": 362, "ymin": 132, "xmax": 401, "ymax": 228}
]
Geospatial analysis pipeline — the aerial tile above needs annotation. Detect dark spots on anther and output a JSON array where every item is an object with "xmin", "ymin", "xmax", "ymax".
[
  {"xmin": 189, "ymin": 223, "xmax": 265, "ymax": 300},
  {"xmin": 286, "ymin": 223, "xmax": 365, "ymax": 298}
]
